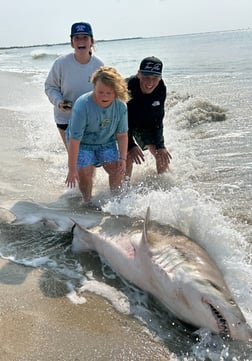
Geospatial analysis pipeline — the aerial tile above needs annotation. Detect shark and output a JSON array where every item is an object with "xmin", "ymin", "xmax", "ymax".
[
  {"xmin": 1, "ymin": 201, "xmax": 251, "ymax": 341},
  {"xmin": 72, "ymin": 207, "xmax": 252, "ymax": 342}
]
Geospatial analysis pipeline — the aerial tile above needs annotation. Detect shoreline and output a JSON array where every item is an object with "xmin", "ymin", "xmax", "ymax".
[
  {"xmin": 0, "ymin": 258, "xmax": 171, "ymax": 361},
  {"xmin": 1, "ymin": 70, "xmax": 172, "ymax": 361}
]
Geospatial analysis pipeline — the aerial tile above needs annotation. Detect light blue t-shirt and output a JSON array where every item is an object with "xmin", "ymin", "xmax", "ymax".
[{"xmin": 67, "ymin": 92, "xmax": 128, "ymax": 150}]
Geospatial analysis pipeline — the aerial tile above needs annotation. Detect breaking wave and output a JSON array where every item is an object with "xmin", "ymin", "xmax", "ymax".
[
  {"xmin": 30, "ymin": 49, "xmax": 61, "ymax": 60},
  {"xmin": 167, "ymin": 92, "xmax": 227, "ymax": 128}
]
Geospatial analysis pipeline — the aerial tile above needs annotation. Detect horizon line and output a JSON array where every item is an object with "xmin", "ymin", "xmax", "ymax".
[{"xmin": 0, "ymin": 27, "xmax": 250, "ymax": 50}]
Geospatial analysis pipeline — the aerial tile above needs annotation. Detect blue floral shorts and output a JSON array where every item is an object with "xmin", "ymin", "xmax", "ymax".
[{"xmin": 77, "ymin": 144, "xmax": 119, "ymax": 169}]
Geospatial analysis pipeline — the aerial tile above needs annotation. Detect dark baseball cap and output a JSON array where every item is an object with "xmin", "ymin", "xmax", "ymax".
[
  {"xmin": 139, "ymin": 56, "xmax": 163, "ymax": 77},
  {"xmin": 70, "ymin": 22, "xmax": 93, "ymax": 37}
]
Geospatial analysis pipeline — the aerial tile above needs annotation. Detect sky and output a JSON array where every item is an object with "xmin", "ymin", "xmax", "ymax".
[{"xmin": 1, "ymin": 0, "xmax": 251, "ymax": 47}]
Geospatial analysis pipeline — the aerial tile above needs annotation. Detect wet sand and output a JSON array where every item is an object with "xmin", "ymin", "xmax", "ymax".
[
  {"xmin": 0, "ymin": 70, "xmax": 172, "ymax": 360},
  {"xmin": 0, "ymin": 258, "xmax": 172, "ymax": 361}
]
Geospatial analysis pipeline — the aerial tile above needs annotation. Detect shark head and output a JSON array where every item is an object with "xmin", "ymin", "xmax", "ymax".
[
  {"xmin": 143, "ymin": 207, "xmax": 252, "ymax": 342},
  {"xmin": 166, "ymin": 269, "xmax": 252, "ymax": 342},
  {"xmin": 199, "ymin": 283, "xmax": 252, "ymax": 341}
]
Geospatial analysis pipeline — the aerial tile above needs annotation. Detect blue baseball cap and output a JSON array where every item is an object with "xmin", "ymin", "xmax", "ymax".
[
  {"xmin": 139, "ymin": 56, "xmax": 163, "ymax": 77},
  {"xmin": 70, "ymin": 22, "xmax": 93, "ymax": 37}
]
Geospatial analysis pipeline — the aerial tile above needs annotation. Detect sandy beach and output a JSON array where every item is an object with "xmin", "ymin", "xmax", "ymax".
[
  {"xmin": 0, "ymin": 258, "xmax": 172, "ymax": 361},
  {"xmin": 1, "ymin": 30, "xmax": 252, "ymax": 360},
  {"xmin": 0, "ymin": 70, "xmax": 172, "ymax": 360}
]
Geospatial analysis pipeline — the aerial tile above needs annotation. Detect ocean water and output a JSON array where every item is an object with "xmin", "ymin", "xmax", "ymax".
[{"xmin": 0, "ymin": 29, "xmax": 252, "ymax": 360}]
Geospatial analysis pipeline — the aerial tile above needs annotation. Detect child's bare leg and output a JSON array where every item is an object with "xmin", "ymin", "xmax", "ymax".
[
  {"xmin": 78, "ymin": 165, "xmax": 95, "ymax": 202},
  {"xmin": 103, "ymin": 161, "xmax": 123, "ymax": 192}
]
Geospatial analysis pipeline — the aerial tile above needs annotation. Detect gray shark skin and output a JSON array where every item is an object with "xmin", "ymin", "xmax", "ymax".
[{"xmin": 72, "ymin": 207, "xmax": 252, "ymax": 342}]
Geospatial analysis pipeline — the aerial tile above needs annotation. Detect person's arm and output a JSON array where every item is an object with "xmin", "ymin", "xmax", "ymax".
[
  {"xmin": 65, "ymin": 138, "xmax": 80, "ymax": 188},
  {"xmin": 126, "ymin": 77, "xmax": 138, "ymax": 151},
  {"xmin": 44, "ymin": 59, "xmax": 64, "ymax": 107},
  {"xmin": 117, "ymin": 132, "xmax": 128, "ymax": 160},
  {"xmin": 116, "ymin": 132, "xmax": 128, "ymax": 173},
  {"xmin": 127, "ymin": 128, "xmax": 137, "ymax": 151},
  {"xmin": 152, "ymin": 83, "xmax": 172, "ymax": 162},
  {"xmin": 152, "ymin": 82, "xmax": 166, "ymax": 149},
  {"xmin": 153, "ymin": 124, "xmax": 165, "ymax": 149}
]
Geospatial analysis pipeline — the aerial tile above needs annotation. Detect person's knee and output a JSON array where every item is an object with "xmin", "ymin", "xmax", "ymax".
[
  {"xmin": 79, "ymin": 167, "xmax": 94, "ymax": 180},
  {"xmin": 103, "ymin": 162, "xmax": 116, "ymax": 174}
]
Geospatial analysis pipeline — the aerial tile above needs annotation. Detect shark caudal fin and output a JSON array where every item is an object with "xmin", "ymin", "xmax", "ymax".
[{"xmin": 71, "ymin": 221, "xmax": 98, "ymax": 253}]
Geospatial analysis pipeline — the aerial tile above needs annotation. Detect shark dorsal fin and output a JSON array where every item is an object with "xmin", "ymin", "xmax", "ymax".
[
  {"xmin": 129, "ymin": 207, "xmax": 151, "ymax": 254},
  {"xmin": 140, "ymin": 206, "xmax": 151, "ymax": 250},
  {"xmin": 143, "ymin": 206, "xmax": 150, "ymax": 239}
]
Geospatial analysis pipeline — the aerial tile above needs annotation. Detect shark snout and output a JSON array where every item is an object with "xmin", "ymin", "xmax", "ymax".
[{"xmin": 202, "ymin": 296, "xmax": 252, "ymax": 341}]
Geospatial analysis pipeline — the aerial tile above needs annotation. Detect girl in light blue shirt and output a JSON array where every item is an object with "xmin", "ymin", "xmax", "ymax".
[{"xmin": 66, "ymin": 66, "xmax": 129, "ymax": 205}]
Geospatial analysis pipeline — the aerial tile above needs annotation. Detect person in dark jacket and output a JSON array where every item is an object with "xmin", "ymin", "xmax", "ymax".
[{"xmin": 125, "ymin": 56, "xmax": 172, "ymax": 179}]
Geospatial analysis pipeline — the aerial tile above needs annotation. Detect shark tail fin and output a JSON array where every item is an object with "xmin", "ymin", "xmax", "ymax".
[{"xmin": 71, "ymin": 219, "xmax": 97, "ymax": 253}]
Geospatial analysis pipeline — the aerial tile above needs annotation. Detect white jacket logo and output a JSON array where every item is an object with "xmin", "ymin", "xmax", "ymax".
[{"xmin": 152, "ymin": 101, "xmax": 160, "ymax": 107}]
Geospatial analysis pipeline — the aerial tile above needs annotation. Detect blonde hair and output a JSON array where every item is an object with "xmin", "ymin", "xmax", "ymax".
[{"xmin": 91, "ymin": 66, "xmax": 129, "ymax": 103}]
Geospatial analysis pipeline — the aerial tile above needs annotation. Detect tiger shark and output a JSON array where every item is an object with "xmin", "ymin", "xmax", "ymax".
[{"xmin": 72, "ymin": 207, "xmax": 252, "ymax": 342}]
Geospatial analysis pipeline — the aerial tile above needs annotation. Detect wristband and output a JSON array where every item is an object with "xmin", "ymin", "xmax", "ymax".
[{"xmin": 119, "ymin": 157, "xmax": 127, "ymax": 161}]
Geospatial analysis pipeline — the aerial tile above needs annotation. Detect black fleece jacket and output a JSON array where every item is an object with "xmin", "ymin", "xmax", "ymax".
[{"xmin": 126, "ymin": 76, "xmax": 167, "ymax": 150}]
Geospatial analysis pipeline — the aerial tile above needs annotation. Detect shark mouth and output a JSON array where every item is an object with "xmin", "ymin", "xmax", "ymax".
[{"xmin": 202, "ymin": 297, "xmax": 230, "ymax": 335}]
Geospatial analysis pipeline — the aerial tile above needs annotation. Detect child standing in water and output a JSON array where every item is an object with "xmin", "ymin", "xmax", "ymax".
[{"xmin": 65, "ymin": 66, "xmax": 129, "ymax": 205}]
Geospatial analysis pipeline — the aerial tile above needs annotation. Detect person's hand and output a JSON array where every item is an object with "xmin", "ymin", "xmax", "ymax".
[
  {"xmin": 128, "ymin": 146, "xmax": 145, "ymax": 164},
  {"xmin": 65, "ymin": 169, "xmax": 79, "ymax": 188},
  {"xmin": 156, "ymin": 148, "xmax": 172, "ymax": 165},
  {"xmin": 59, "ymin": 100, "xmax": 72, "ymax": 112}
]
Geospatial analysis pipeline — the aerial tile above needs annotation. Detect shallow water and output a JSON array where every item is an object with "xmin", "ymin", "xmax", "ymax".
[{"xmin": 0, "ymin": 30, "xmax": 252, "ymax": 360}]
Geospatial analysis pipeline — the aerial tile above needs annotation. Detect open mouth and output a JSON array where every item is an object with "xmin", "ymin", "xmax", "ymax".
[
  {"xmin": 145, "ymin": 85, "xmax": 154, "ymax": 90},
  {"xmin": 202, "ymin": 297, "xmax": 230, "ymax": 336}
]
